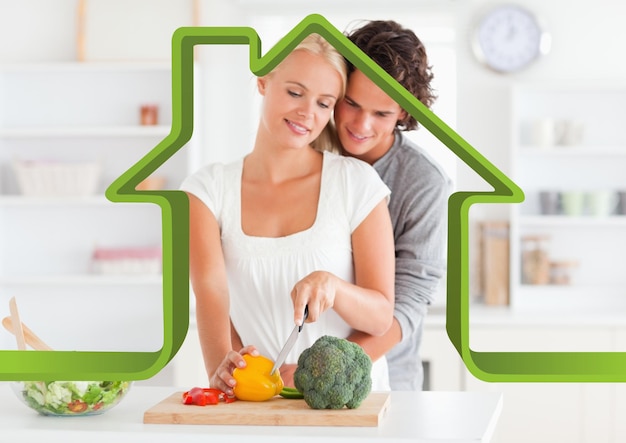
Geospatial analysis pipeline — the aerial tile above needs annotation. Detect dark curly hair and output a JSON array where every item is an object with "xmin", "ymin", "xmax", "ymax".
[{"xmin": 346, "ymin": 20, "xmax": 436, "ymax": 131}]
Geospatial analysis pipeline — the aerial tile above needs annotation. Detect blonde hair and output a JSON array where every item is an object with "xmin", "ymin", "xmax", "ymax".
[{"xmin": 269, "ymin": 33, "xmax": 347, "ymax": 153}]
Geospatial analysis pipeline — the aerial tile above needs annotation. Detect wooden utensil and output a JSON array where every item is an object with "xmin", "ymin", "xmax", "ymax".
[
  {"xmin": 2, "ymin": 316, "xmax": 53, "ymax": 351},
  {"xmin": 8, "ymin": 297, "xmax": 26, "ymax": 350}
]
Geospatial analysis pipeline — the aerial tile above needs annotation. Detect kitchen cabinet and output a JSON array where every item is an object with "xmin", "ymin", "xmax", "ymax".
[
  {"xmin": 464, "ymin": 323, "xmax": 613, "ymax": 443},
  {"xmin": 422, "ymin": 310, "xmax": 626, "ymax": 443},
  {"xmin": 0, "ymin": 62, "xmax": 195, "ymax": 354},
  {"xmin": 611, "ymin": 329, "xmax": 626, "ymax": 441},
  {"xmin": 508, "ymin": 82, "xmax": 626, "ymax": 310},
  {"xmin": 420, "ymin": 315, "xmax": 464, "ymax": 391}
]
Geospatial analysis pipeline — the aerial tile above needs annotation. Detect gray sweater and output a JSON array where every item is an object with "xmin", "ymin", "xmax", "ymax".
[{"xmin": 373, "ymin": 131, "xmax": 450, "ymax": 390}]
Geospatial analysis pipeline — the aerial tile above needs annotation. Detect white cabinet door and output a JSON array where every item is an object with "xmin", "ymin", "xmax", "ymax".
[
  {"xmin": 421, "ymin": 323, "xmax": 464, "ymax": 391},
  {"xmin": 611, "ymin": 328, "xmax": 626, "ymax": 442},
  {"xmin": 464, "ymin": 325, "xmax": 612, "ymax": 443}
]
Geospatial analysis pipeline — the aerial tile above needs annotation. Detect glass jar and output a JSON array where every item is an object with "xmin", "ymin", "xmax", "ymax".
[
  {"xmin": 521, "ymin": 235, "xmax": 550, "ymax": 285},
  {"xmin": 549, "ymin": 260, "xmax": 579, "ymax": 285}
]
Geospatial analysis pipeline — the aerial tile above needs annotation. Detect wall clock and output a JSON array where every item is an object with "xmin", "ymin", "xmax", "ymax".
[{"xmin": 472, "ymin": 4, "xmax": 551, "ymax": 73}]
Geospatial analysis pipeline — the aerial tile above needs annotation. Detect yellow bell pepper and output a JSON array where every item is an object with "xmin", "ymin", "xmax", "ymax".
[{"xmin": 232, "ymin": 354, "xmax": 284, "ymax": 401}]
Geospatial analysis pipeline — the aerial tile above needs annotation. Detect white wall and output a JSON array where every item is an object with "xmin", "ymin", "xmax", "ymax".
[{"xmin": 3, "ymin": 0, "xmax": 625, "ymax": 177}]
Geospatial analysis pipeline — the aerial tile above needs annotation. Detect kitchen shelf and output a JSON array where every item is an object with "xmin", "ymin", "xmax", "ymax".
[
  {"xmin": 0, "ymin": 274, "xmax": 163, "ymax": 286},
  {"xmin": 0, "ymin": 62, "xmax": 193, "ymax": 298},
  {"xmin": 0, "ymin": 61, "xmax": 171, "ymax": 73},
  {"xmin": 0, "ymin": 196, "xmax": 116, "ymax": 206},
  {"xmin": 0, "ymin": 196, "xmax": 170, "ymax": 207},
  {"xmin": 0, "ymin": 125, "xmax": 171, "ymax": 139},
  {"xmin": 513, "ymin": 284, "xmax": 626, "ymax": 310},
  {"xmin": 509, "ymin": 82, "xmax": 626, "ymax": 309},
  {"xmin": 518, "ymin": 145, "xmax": 626, "ymax": 156},
  {"xmin": 519, "ymin": 215, "xmax": 626, "ymax": 227}
]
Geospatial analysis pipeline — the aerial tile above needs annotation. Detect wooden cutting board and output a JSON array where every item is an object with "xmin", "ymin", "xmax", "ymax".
[{"xmin": 143, "ymin": 391, "xmax": 390, "ymax": 427}]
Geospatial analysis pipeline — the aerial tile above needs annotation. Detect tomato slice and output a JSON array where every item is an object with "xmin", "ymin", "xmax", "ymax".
[{"xmin": 67, "ymin": 400, "xmax": 88, "ymax": 413}]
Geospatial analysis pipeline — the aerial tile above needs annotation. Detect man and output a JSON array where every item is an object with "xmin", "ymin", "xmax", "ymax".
[{"xmin": 336, "ymin": 20, "xmax": 451, "ymax": 390}]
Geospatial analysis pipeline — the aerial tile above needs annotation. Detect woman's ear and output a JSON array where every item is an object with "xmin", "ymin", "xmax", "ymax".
[{"xmin": 257, "ymin": 76, "xmax": 267, "ymax": 95}]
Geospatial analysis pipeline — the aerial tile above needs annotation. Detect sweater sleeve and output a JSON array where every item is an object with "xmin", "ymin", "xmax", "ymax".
[
  {"xmin": 372, "ymin": 136, "xmax": 451, "ymax": 347},
  {"xmin": 392, "ymin": 172, "xmax": 449, "ymax": 340}
]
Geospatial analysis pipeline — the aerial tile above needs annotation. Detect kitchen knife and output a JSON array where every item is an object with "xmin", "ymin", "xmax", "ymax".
[{"xmin": 270, "ymin": 305, "xmax": 308, "ymax": 375}]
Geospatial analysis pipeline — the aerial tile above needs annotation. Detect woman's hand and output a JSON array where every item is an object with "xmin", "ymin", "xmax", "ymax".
[
  {"xmin": 209, "ymin": 345, "xmax": 259, "ymax": 395},
  {"xmin": 290, "ymin": 270, "xmax": 337, "ymax": 324}
]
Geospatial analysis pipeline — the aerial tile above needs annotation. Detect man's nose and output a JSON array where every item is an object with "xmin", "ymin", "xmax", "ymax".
[{"xmin": 353, "ymin": 111, "xmax": 371, "ymax": 130}]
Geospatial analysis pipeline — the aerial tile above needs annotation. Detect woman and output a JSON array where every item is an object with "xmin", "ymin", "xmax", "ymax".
[{"xmin": 180, "ymin": 33, "xmax": 395, "ymax": 393}]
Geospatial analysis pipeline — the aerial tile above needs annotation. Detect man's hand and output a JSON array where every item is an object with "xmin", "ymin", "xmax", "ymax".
[{"xmin": 279, "ymin": 363, "xmax": 298, "ymax": 388}]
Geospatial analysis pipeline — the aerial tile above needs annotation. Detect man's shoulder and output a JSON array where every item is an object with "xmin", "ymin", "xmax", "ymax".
[{"xmin": 379, "ymin": 133, "xmax": 449, "ymax": 187}]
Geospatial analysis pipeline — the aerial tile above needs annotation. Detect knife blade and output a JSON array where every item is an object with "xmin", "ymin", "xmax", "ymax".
[{"xmin": 271, "ymin": 305, "xmax": 308, "ymax": 375}]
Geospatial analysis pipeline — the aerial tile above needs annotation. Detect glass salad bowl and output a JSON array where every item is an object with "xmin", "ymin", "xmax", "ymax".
[{"xmin": 11, "ymin": 380, "xmax": 132, "ymax": 416}]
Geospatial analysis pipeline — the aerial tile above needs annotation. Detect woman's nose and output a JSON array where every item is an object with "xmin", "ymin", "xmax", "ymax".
[{"xmin": 297, "ymin": 101, "xmax": 316, "ymax": 118}]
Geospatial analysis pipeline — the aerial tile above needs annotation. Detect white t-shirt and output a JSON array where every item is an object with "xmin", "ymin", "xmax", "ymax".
[{"xmin": 181, "ymin": 151, "xmax": 391, "ymax": 390}]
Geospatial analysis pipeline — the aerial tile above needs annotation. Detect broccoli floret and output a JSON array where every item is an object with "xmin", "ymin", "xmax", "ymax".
[{"xmin": 293, "ymin": 335, "xmax": 372, "ymax": 409}]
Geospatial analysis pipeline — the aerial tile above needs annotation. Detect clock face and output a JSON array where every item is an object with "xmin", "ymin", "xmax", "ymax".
[{"xmin": 473, "ymin": 4, "xmax": 550, "ymax": 73}]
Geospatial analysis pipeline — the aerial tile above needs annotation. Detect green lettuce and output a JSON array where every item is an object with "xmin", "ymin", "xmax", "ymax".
[{"xmin": 17, "ymin": 380, "xmax": 131, "ymax": 416}]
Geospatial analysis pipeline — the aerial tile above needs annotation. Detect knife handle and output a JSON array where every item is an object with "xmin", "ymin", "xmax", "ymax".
[{"xmin": 298, "ymin": 305, "xmax": 309, "ymax": 332}]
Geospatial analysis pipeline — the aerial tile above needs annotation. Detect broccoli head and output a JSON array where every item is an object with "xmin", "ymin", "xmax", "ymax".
[{"xmin": 293, "ymin": 335, "xmax": 372, "ymax": 409}]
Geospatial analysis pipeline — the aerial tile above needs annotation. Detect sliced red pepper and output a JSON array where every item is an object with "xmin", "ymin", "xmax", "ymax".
[
  {"xmin": 204, "ymin": 391, "xmax": 219, "ymax": 405},
  {"xmin": 203, "ymin": 388, "xmax": 224, "ymax": 396},
  {"xmin": 222, "ymin": 394, "xmax": 237, "ymax": 403},
  {"xmin": 181, "ymin": 387, "xmax": 236, "ymax": 406},
  {"xmin": 190, "ymin": 387, "xmax": 207, "ymax": 406}
]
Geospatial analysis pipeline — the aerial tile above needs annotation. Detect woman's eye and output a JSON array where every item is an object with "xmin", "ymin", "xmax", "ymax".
[
  {"xmin": 318, "ymin": 102, "xmax": 330, "ymax": 109},
  {"xmin": 288, "ymin": 90, "xmax": 301, "ymax": 98}
]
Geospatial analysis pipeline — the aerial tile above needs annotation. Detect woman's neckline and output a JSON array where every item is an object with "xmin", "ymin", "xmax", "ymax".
[{"xmin": 237, "ymin": 151, "xmax": 328, "ymax": 240}]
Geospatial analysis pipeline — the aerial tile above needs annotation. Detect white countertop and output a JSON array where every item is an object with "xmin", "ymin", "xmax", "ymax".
[{"xmin": 0, "ymin": 384, "xmax": 502, "ymax": 443}]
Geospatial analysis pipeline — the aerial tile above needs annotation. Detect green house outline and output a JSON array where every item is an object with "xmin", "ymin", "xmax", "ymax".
[{"xmin": 2, "ymin": 14, "xmax": 619, "ymax": 382}]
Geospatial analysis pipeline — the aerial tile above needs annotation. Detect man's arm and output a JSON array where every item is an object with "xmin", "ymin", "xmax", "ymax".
[
  {"xmin": 347, "ymin": 318, "xmax": 403, "ymax": 361},
  {"xmin": 349, "ymin": 159, "xmax": 449, "ymax": 360}
]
